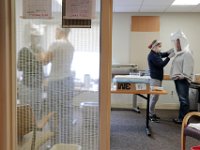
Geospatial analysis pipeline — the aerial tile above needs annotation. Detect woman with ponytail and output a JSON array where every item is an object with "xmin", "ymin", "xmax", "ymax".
[{"xmin": 147, "ymin": 39, "xmax": 175, "ymax": 122}]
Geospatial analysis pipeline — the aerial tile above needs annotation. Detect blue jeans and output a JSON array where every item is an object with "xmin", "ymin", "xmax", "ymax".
[
  {"xmin": 47, "ymin": 76, "xmax": 74, "ymax": 144},
  {"xmin": 174, "ymin": 79, "xmax": 190, "ymax": 120},
  {"xmin": 149, "ymin": 78, "xmax": 162, "ymax": 115}
]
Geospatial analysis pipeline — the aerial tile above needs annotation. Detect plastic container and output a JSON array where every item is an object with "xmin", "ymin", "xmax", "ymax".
[
  {"xmin": 50, "ymin": 144, "xmax": 81, "ymax": 150},
  {"xmin": 189, "ymin": 88, "xmax": 199, "ymax": 110},
  {"xmin": 191, "ymin": 145, "xmax": 200, "ymax": 150}
]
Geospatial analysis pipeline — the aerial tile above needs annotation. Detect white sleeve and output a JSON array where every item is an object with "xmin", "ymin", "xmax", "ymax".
[{"xmin": 183, "ymin": 52, "xmax": 194, "ymax": 80}]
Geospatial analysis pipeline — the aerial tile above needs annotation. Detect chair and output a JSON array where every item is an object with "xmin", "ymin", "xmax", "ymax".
[
  {"xmin": 17, "ymin": 104, "xmax": 57, "ymax": 150},
  {"xmin": 50, "ymin": 144, "xmax": 81, "ymax": 150},
  {"xmin": 181, "ymin": 112, "xmax": 200, "ymax": 150}
]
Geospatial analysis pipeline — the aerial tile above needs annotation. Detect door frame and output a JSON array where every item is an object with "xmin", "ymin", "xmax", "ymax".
[
  {"xmin": 0, "ymin": 0, "xmax": 16, "ymax": 149},
  {"xmin": 100, "ymin": 0, "xmax": 112, "ymax": 150}
]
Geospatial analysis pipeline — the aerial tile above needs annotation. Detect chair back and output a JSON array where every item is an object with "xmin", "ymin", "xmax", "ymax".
[
  {"xmin": 17, "ymin": 104, "xmax": 35, "ymax": 138},
  {"xmin": 50, "ymin": 144, "xmax": 82, "ymax": 150}
]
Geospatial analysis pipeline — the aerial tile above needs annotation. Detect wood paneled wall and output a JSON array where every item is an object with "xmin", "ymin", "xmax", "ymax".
[{"xmin": 131, "ymin": 16, "xmax": 160, "ymax": 32}]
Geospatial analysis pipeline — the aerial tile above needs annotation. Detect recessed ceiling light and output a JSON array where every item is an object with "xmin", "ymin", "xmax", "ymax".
[{"xmin": 172, "ymin": 0, "xmax": 200, "ymax": 5}]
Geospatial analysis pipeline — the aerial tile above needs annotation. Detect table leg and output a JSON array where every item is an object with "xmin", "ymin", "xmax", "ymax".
[
  {"xmin": 136, "ymin": 93, "xmax": 151, "ymax": 136},
  {"xmin": 198, "ymin": 89, "xmax": 200, "ymax": 111},
  {"xmin": 132, "ymin": 95, "xmax": 140, "ymax": 113},
  {"xmin": 146, "ymin": 94, "xmax": 151, "ymax": 136}
]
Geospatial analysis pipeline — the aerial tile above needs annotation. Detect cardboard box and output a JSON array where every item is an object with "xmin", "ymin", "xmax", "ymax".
[
  {"xmin": 116, "ymin": 82, "xmax": 150, "ymax": 91},
  {"xmin": 194, "ymin": 74, "xmax": 200, "ymax": 83},
  {"xmin": 163, "ymin": 74, "xmax": 171, "ymax": 80}
]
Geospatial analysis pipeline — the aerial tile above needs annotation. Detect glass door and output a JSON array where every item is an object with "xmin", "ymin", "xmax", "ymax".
[{"xmin": 15, "ymin": 0, "xmax": 101, "ymax": 149}]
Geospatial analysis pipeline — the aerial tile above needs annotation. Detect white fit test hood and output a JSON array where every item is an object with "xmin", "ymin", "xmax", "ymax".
[{"xmin": 170, "ymin": 30, "xmax": 190, "ymax": 52}]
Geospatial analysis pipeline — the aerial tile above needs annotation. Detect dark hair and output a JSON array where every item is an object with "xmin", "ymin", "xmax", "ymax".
[
  {"xmin": 148, "ymin": 40, "xmax": 162, "ymax": 49},
  {"xmin": 148, "ymin": 40, "xmax": 157, "ymax": 49}
]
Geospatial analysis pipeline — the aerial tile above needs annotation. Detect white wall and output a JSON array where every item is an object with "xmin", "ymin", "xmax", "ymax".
[
  {"xmin": 112, "ymin": 13, "xmax": 131, "ymax": 64},
  {"xmin": 112, "ymin": 12, "xmax": 200, "ymax": 109},
  {"xmin": 130, "ymin": 32, "xmax": 160, "ymax": 70}
]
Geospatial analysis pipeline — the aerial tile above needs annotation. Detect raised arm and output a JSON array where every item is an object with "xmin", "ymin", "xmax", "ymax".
[{"xmin": 36, "ymin": 51, "xmax": 53, "ymax": 65}]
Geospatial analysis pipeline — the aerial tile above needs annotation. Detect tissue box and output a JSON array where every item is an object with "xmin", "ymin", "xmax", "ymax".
[{"xmin": 116, "ymin": 82, "xmax": 150, "ymax": 91}]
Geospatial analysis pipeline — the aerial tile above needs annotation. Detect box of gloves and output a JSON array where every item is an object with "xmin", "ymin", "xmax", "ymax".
[
  {"xmin": 113, "ymin": 75, "xmax": 150, "ymax": 91},
  {"xmin": 116, "ymin": 82, "xmax": 150, "ymax": 91}
]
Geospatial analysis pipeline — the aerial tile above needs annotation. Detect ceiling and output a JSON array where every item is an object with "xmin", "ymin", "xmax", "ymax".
[{"xmin": 113, "ymin": 0, "xmax": 200, "ymax": 12}]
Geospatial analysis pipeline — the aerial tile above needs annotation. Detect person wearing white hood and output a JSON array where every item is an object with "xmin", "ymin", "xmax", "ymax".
[
  {"xmin": 170, "ymin": 30, "xmax": 194, "ymax": 124},
  {"xmin": 147, "ymin": 39, "xmax": 175, "ymax": 122}
]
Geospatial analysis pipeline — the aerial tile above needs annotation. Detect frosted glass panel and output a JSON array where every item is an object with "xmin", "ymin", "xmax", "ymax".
[{"xmin": 16, "ymin": 0, "xmax": 100, "ymax": 149}]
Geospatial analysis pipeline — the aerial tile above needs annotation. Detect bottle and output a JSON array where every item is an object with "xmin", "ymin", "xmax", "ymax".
[{"xmin": 84, "ymin": 74, "xmax": 91, "ymax": 89}]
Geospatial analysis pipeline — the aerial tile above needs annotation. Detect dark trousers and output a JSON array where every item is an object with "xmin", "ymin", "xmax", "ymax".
[{"xmin": 174, "ymin": 79, "xmax": 190, "ymax": 120}]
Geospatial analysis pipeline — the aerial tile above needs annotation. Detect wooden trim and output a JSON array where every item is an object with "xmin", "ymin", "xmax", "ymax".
[
  {"xmin": 111, "ymin": 89, "xmax": 168, "ymax": 95},
  {"xmin": 100, "ymin": 0, "xmax": 112, "ymax": 150},
  {"xmin": 131, "ymin": 16, "xmax": 160, "ymax": 32},
  {"xmin": 11, "ymin": 0, "xmax": 17, "ymax": 149},
  {"xmin": 0, "ymin": 0, "xmax": 16, "ymax": 149},
  {"xmin": 0, "ymin": 0, "xmax": 7, "ymax": 148}
]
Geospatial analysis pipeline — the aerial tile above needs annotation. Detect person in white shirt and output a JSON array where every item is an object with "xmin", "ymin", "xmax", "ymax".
[
  {"xmin": 45, "ymin": 26, "xmax": 74, "ymax": 144},
  {"xmin": 170, "ymin": 30, "xmax": 194, "ymax": 124}
]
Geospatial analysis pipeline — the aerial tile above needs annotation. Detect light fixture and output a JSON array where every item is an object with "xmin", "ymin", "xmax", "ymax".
[{"xmin": 172, "ymin": 0, "xmax": 200, "ymax": 5}]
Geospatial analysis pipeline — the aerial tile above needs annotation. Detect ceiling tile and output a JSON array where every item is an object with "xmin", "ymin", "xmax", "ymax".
[
  {"xmin": 166, "ymin": 6, "xmax": 197, "ymax": 12},
  {"xmin": 142, "ymin": 0, "xmax": 174, "ymax": 5},
  {"xmin": 140, "ymin": 5, "xmax": 167, "ymax": 12},
  {"xmin": 112, "ymin": 0, "xmax": 200, "ymax": 12},
  {"xmin": 191, "ymin": 4, "xmax": 200, "ymax": 12},
  {"xmin": 113, "ymin": 6, "xmax": 140, "ymax": 12},
  {"xmin": 113, "ymin": 0, "xmax": 143, "ymax": 6}
]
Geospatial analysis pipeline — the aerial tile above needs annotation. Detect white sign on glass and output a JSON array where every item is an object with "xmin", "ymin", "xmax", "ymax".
[
  {"xmin": 63, "ymin": 0, "xmax": 96, "ymax": 19},
  {"xmin": 23, "ymin": 0, "xmax": 52, "ymax": 19}
]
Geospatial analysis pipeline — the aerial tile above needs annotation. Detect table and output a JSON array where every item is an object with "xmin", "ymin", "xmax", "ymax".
[
  {"xmin": 190, "ymin": 82, "xmax": 200, "ymax": 111},
  {"xmin": 111, "ymin": 89, "xmax": 168, "ymax": 136}
]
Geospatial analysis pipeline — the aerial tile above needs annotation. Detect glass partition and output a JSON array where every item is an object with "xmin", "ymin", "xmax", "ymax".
[{"xmin": 16, "ymin": 0, "xmax": 100, "ymax": 149}]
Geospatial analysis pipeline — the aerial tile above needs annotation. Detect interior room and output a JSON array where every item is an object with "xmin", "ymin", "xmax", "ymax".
[
  {"xmin": 1, "ymin": 0, "xmax": 200, "ymax": 150},
  {"xmin": 111, "ymin": 0, "xmax": 200, "ymax": 150}
]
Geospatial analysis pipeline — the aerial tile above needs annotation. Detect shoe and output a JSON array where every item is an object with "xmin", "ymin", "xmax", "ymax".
[
  {"xmin": 149, "ymin": 115, "xmax": 159, "ymax": 123},
  {"xmin": 172, "ymin": 118, "xmax": 182, "ymax": 124},
  {"xmin": 154, "ymin": 114, "xmax": 160, "ymax": 120},
  {"xmin": 149, "ymin": 114, "xmax": 160, "ymax": 120}
]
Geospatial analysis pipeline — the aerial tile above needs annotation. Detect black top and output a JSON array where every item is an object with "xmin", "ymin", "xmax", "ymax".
[{"xmin": 147, "ymin": 50, "xmax": 170, "ymax": 81}]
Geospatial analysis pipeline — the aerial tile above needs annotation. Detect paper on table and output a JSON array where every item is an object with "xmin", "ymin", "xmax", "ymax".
[
  {"xmin": 135, "ymin": 83, "xmax": 147, "ymax": 90},
  {"xmin": 150, "ymin": 86, "xmax": 164, "ymax": 91}
]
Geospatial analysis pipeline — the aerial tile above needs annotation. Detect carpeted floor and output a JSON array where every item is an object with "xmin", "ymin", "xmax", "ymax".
[{"xmin": 111, "ymin": 109, "xmax": 200, "ymax": 150}]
